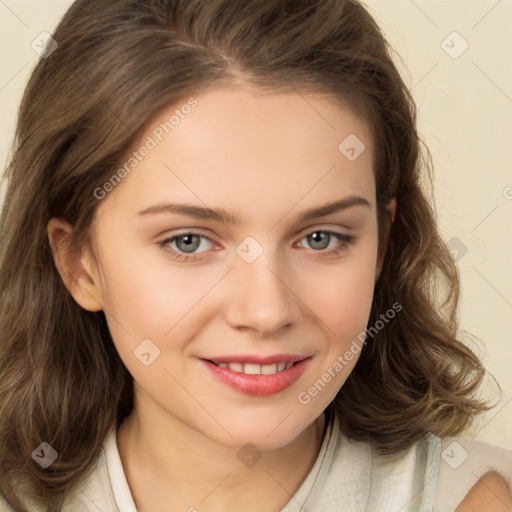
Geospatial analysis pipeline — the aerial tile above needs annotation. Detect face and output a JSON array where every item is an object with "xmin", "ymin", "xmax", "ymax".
[{"xmin": 69, "ymin": 85, "xmax": 382, "ymax": 450}]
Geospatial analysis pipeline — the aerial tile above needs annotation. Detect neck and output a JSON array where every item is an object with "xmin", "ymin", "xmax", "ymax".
[{"xmin": 117, "ymin": 406, "xmax": 327, "ymax": 512}]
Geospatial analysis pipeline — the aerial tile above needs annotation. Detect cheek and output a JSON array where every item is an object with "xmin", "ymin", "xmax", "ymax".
[
  {"xmin": 296, "ymin": 269, "xmax": 376, "ymax": 411},
  {"xmin": 96, "ymin": 248, "xmax": 228, "ymax": 389},
  {"xmin": 98, "ymin": 244, "xmax": 217, "ymax": 335},
  {"xmin": 309, "ymin": 241, "xmax": 378, "ymax": 340},
  {"xmin": 97, "ymin": 258, "xmax": 213, "ymax": 390},
  {"xmin": 302, "ymin": 241, "xmax": 377, "ymax": 388}
]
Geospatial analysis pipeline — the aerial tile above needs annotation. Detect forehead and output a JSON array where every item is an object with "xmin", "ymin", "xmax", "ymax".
[
  {"xmin": 97, "ymin": 85, "xmax": 375, "ymax": 223},
  {"xmin": 151, "ymin": 84, "xmax": 374, "ymax": 167}
]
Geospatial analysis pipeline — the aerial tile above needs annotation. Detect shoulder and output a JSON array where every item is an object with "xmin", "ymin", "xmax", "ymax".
[
  {"xmin": 433, "ymin": 435, "xmax": 512, "ymax": 512},
  {"xmin": 455, "ymin": 470, "xmax": 511, "ymax": 511}
]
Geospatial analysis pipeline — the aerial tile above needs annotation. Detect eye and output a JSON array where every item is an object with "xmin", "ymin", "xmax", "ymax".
[
  {"xmin": 159, "ymin": 232, "xmax": 216, "ymax": 262},
  {"xmin": 158, "ymin": 229, "xmax": 355, "ymax": 263},
  {"xmin": 296, "ymin": 230, "xmax": 354, "ymax": 257}
]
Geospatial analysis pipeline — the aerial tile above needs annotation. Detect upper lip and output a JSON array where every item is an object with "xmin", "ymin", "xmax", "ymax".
[{"xmin": 202, "ymin": 354, "xmax": 311, "ymax": 365}]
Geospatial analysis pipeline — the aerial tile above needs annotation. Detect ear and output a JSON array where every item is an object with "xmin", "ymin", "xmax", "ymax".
[
  {"xmin": 375, "ymin": 198, "xmax": 397, "ymax": 281},
  {"xmin": 47, "ymin": 218, "xmax": 103, "ymax": 312}
]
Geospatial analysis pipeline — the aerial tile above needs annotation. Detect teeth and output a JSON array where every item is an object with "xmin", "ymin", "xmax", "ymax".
[
  {"xmin": 261, "ymin": 364, "xmax": 278, "ymax": 375},
  {"xmin": 227, "ymin": 362, "xmax": 243, "ymax": 372},
  {"xmin": 214, "ymin": 361, "xmax": 295, "ymax": 375},
  {"xmin": 244, "ymin": 363, "xmax": 262, "ymax": 375}
]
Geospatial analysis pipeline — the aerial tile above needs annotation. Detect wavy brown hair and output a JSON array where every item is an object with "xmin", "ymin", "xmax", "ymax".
[{"xmin": 0, "ymin": 0, "xmax": 494, "ymax": 510}]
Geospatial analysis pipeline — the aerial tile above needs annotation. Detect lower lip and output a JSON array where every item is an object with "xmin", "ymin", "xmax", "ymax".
[{"xmin": 200, "ymin": 358, "xmax": 311, "ymax": 396}]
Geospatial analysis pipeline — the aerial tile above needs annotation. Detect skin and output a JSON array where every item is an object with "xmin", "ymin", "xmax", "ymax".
[
  {"xmin": 48, "ymin": 85, "xmax": 395, "ymax": 511},
  {"xmin": 455, "ymin": 472, "xmax": 511, "ymax": 512}
]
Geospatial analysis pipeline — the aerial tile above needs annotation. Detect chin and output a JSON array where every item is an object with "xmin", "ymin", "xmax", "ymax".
[{"xmin": 201, "ymin": 412, "xmax": 317, "ymax": 451}]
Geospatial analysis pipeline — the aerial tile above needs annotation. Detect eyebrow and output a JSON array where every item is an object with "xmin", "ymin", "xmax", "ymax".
[{"xmin": 136, "ymin": 195, "xmax": 371, "ymax": 225}]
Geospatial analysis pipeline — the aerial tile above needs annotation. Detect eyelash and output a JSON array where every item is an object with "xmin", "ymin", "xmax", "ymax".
[{"xmin": 158, "ymin": 229, "xmax": 355, "ymax": 263}]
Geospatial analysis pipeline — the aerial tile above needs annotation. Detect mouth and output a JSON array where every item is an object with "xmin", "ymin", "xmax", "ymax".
[
  {"xmin": 204, "ymin": 359, "xmax": 305, "ymax": 375},
  {"xmin": 200, "ymin": 356, "xmax": 312, "ymax": 396}
]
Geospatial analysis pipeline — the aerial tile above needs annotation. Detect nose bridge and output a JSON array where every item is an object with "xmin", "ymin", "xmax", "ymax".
[{"xmin": 225, "ymin": 236, "xmax": 300, "ymax": 335}]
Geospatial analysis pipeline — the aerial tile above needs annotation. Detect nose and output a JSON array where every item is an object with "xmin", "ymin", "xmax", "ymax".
[{"xmin": 223, "ymin": 247, "xmax": 301, "ymax": 337}]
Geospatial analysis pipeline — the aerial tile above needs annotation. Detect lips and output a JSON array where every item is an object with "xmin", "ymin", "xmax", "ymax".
[{"xmin": 200, "ymin": 356, "xmax": 312, "ymax": 396}]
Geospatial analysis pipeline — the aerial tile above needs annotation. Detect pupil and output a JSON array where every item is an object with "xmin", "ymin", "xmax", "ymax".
[
  {"xmin": 178, "ymin": 235, "xmax": 199, "ymax": 253},
  {"xmin": 308, "ymin": 232, "xmax": 329, "ymax": 250}
]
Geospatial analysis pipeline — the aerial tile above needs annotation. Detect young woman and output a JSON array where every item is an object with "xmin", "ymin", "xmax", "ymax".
[{"xmin": 0, "ymin": 1, "xmax": 510, "ymax": 511}]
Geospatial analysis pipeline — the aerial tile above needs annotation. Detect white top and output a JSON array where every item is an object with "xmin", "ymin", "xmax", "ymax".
[{"xmin": 2, "ymin": 412, "xmax": 511, "ymax": 511}]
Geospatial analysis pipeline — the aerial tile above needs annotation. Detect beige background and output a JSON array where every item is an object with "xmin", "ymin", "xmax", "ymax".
[{"xmin": 1, "ymin": 1, "xmax": 511, "ymax": 450}]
